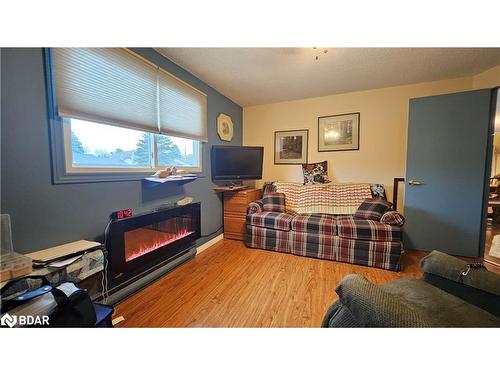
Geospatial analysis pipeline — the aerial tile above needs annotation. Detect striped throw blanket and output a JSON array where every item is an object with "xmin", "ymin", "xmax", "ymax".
[{"xmin": 273, "ymin": 182, "xmax": 373, "ymax": 215}]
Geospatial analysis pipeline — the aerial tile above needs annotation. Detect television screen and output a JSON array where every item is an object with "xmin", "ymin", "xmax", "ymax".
[{"xmin": 211, "ymin": 146, "xmax": 264, "ymax": 180}]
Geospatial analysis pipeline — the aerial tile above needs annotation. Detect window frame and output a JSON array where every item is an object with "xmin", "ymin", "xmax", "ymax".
[
  {"xmin": 44, "ymin": 48, "xmax": 203, "ymax": 184},
  {"xmin": 62, "ymin": 119, "xmax": 202, "ymax": 174}
]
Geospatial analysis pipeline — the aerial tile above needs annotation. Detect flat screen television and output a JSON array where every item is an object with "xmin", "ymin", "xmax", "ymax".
[{"xmin": 211, "ymin": 146, "xmax": 264, "ymax": 180}]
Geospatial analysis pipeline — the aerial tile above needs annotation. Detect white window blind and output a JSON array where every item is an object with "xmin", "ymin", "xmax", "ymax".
[
  {"xmin": 158, "ymin": 69, "xmax": 208, "ymax": 142},
  {"xmin": 52, "ymin": 48, "xmax": 208, "ymax": 142},
  {"xmin": 52, "ymin": 48, "xmax": 159, "ymax": 133}
]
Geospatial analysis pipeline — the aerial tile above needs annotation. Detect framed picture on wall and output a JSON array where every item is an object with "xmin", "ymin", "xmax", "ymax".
[
  {"xmin": 274, "ymin": 129, "xmax": 308, "ymax": 164},
  {"xmin": 318, "ymin": 112, "xmax": 360, "ymax": 152}
]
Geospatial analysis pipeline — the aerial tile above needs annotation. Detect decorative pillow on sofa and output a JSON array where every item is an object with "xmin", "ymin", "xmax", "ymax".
[
  {"xmin": 262, "ymin": 182, "xmax": 277, "ymax": 195},
  {"xmin": 370, "ymin": 184, "xmax": 387, "ymax": 199},
  {"xmin": 302, "ymin": 161, "xmax": 331, "ymax": 185},
  {"xmin": 353, "ymin": 198, "xmax": 392, "ymax": 221},
  {"xmin": 263, "ymin": 193, "xmax": 286, "ymax": 212},
  {"xmin": 380, "ymin": 209, "xmax": 405, "ymax": 227}
]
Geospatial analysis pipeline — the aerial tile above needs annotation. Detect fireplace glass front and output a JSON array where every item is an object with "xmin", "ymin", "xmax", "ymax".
[{"xmin": 124, "ymin": 215, "xmax": 195, "ymax": 262}]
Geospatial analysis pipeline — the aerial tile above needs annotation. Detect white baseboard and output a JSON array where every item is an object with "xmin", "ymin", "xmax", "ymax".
[{"xmin": 197, "ymin": 233, "xmax": 224, "ymax": 254}]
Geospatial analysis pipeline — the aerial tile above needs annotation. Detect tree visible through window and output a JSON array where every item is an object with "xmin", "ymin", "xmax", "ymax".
[
  {"xmin": 71, "ymin": 131, "xmax": 85, "ymax": 154},
  {"xmin": 157, "ymin": 134, "xmax": 182, "ymax": 165},
  {"xmin": 133, "ymin": 133, "xmax": 152, "ymax": 165},
  {"xmin": 68, "ymin": 119, "xmax": 200, "ymax": 171}
]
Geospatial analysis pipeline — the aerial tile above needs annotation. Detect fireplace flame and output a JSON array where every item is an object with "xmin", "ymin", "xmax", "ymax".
[{"xmin": 126, "ymin": 229, "xmax": 195, "ymax": 262}]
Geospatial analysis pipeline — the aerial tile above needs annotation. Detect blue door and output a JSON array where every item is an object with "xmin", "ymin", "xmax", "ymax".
[{"xmin": 404, "ymin": 89, "xmax": 495, "ymax": 257}]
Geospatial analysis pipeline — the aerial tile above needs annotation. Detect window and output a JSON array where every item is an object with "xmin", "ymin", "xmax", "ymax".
[
  {"xmin": 47, "ymin": 48, "xmax": 206, "ymax": 182},
  {"xmin": 65, "ymin": 119, "xmax": 201, "ymax": 173}
]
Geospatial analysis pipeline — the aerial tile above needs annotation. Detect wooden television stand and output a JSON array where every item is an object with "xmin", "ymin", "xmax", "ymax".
[
  {"xmin": 213, "ymin": 185, "xmax": 249, "ymax": 193},
  {"xmin": 214, "ymin": 187, "xmax": 262, "ymax": 240}
]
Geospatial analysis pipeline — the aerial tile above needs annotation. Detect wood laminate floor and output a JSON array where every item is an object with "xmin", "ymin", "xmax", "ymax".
[{"xmin": 114, "ymin": 240, "xmax": 428, "ymax": 328}]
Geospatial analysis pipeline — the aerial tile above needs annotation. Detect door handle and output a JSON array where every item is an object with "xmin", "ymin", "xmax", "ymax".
[{"xmin": 408, "ymin": 179, "xmax": 423, "ymax": 186}]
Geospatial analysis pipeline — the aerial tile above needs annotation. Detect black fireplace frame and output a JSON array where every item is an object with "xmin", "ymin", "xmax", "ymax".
[{"xmin": 107, "ymin": 202, "xmax": 201, "ymax": 288}]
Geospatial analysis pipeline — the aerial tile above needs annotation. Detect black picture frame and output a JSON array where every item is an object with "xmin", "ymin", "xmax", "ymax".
[
  {"xmin": 318, "ymin": 112, "xmax": 360, "ymax": 152},
  {"xmin": 274, "ymin": 129, "xmax": 309, "ymax": 164}
]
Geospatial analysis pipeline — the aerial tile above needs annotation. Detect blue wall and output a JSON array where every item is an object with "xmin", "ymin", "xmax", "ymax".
[{"xmin": 1, "ymin": 48, "xmax": 242, "ymax": 253}]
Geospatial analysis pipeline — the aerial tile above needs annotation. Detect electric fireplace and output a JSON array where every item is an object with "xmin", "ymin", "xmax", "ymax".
[{"xmin": 108, "ymin": 203, "xmax": 200, "ymax": 288}]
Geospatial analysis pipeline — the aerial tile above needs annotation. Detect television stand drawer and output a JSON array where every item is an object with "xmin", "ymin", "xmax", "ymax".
[{"xmin": 219, "ymin": 188, "xmax": 261, "ymax": 240}]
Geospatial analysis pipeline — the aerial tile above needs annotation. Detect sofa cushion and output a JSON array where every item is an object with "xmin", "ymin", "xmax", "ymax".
[
  {"xmin": 370, "ymin": 183, "xmax": 387, "ymax": 199},
  {"xmin": 246, "ymin": 212, "xmax": 294, "ymax": 231},
  {"xmin": 291, "ymin": 214, "xmax": 336, "ymax": 235},
  {"xmin": 262, "ymin": 182, "xmax": 277, "ymax": 195},
  {"xmin": 262, "ymin": 193, "xmax": 286, "ymax": 212},
  {"xmin": 380, "ymin": 209, "xmax": 405, "ymax": 227},
  {"xmin": 337, "ymin": 217, "xmax": 402, "ymax": 242},
  {"xmin": 302, "ymin": 161, "xmax": 331, "ymax": 185},
  {"xmin": 353, "ymin": 198, "xmax": 392, "ymax": 221}
]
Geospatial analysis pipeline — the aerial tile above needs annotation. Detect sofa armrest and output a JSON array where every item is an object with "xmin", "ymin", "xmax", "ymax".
[
  {"xmin": 247, "ymin": 199, "xmax": 264, "ymax": 215},
  {"xmin": 380, "ymin": 209, "xmax": 405, "ymax": 226},
  {"xmin": 419, "ymin": 251, "xmax": 500, "ymax": 317},
  {"xmin": 334, "ymin": 274, "xmax": 430, "ymax": 327},
  {"xmin": 420, "ymin": 251, "xmax": 500, "ymax": 296},
  {"xmin": 321, "ymin": 299, "xmax": 360, "ymax": 328}
]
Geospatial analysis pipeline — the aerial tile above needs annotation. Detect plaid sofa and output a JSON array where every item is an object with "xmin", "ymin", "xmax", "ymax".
[{"xmin": 245, "ymin": 183, "xmax": 404, "ymax": 271}]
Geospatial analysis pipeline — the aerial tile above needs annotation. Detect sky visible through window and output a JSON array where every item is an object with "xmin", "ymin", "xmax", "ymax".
[
  {"xmin": 70, "ymin": 119, "xmax": 197, "ymax": 168},
  {"xmin": 71, "ymin": 119, "xmax": 194, "ymax": 155}
]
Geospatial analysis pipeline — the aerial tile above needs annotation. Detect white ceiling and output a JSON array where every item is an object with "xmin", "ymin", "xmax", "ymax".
[{"xmin": 155, "ymin": 48, "xmax": 500, "ymax": 107}]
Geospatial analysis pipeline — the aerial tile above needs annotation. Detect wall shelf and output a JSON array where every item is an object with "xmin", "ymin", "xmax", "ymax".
[{"xmin": 143, "ymin": 175, "xmax": 197, "ymax": 185}]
